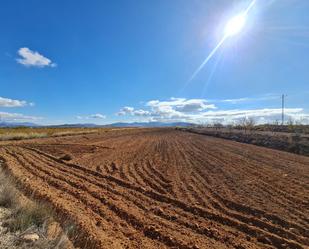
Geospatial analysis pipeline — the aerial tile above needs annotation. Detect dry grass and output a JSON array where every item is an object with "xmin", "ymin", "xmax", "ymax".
[
  {"xmin": 0, "ymin": 173, "xmax": 19, "ymax": 208},
  {"xmin": 0, "ymin": 127, "xmax": 101, "ymax": 141},
  {"xmin": 52, "ymin": 130, "xmax": 98, "ymax": 137},
  {"xmin": 0, "ymin": 169, "xmax": 73, "ymax": 248},
  {"xmin": 0, "ymin": 184, "xmax": 19, "ymax": 208},
  {"xmin": 0, "ymin": 169, "xmax": 52, "ymax": 232},
  {"xmin": 0, "ymin": 133, "xmax": 48, "ymax": 141},
  {"xmin": 6, "ymin": 202, "xmax": 52, "ymax": 232}
]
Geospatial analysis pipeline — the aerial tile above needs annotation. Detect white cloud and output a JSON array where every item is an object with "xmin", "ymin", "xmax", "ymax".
[
  {"xmin": 117, "ymin": 106, "xmax": 135, "ymax": 116},
  {"xmin": 0, "ymin": 97, "xmax": 34, "ymax": 107},
  {"xmin": 16, "ymin": 47, "xmax": 56, "ymax": 68},
  {"xmin": 117, "ymin": 98, "xmax": 217, "ymax": 121},
  {"xmin": 199, "ymin": 108, "xmax": 305, "ymax": 123},
  {"xmin": 117, "ymin": 106, "xmax": 152, "ymax": 117},
  {"xmin": 76, "ymin": 113, "xmax": 106, "ymax": 120},
  {"xmin": 90, "ymin": 114, "xmax": 106, "ymax": 119},
  {"xmin": 130, "ymin": 98, "xmax": 217, "ymax": 120},
  {"xmin": 132, "ymin": 109, "xmax": 151, "ymax": 116},
  {"xmin": 0, "ymin": 112, "xmax": 41, "ymax": 121},
  {"xmin": 147, "ymin": 98, "xmax": 216, "ymax": 113},
  {"xmin": 150, "ymin": 108, "xmax": 308, "ymax": 124},
  {"xmin": 116, "ymin": 97, "xmax": 309, "ymax": 124}
]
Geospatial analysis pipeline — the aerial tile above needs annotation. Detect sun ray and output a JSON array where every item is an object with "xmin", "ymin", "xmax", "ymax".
[
  {"xmin": 201, "ymin": 48, "xmax": 224, "ymax": 98},
  {"xmin": 186, "ymin": 0, "xmax": 256, "ymax": 84},
  {"xmin": 244, "ymin": 0, "xmax": 256, "ymax": 15},
  {"xmin": 187, "ymin": 36, "xmax": 227, "ymax": 83}
]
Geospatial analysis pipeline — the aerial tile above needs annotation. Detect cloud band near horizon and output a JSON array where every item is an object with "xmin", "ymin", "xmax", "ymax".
[{"xmin": 116, "ymin": 97, "xmax": 309, "ymax": 124}]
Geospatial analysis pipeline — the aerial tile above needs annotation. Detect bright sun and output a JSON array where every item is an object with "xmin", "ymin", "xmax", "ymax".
[
  {"xmin": 188, "ymin": 0, "xmax": 256, "ymax": 82},
  {"xmin": 224, "ymin": 13, "xmax": 247, "ymax": 37}
]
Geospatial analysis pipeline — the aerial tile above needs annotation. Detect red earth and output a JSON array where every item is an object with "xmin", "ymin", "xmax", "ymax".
[{"xmin": 0, "ymin": 128, "xmax": 308, "ymax": 249}]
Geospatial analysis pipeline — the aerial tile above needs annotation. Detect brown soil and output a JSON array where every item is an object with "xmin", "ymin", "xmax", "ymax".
[{"xmin": 0, "ymin": 128, "xmax": 308, "ymax": 249}]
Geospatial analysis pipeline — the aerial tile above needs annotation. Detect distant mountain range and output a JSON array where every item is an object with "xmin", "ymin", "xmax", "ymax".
[
  {"xmin": 0, "ymin": 121, "xmax": 195, "ymax": 128},
  {"xmin": 103, "ymin": 122, "xmax": 195, "ymax": 128},
  {"xmin": 0, "ymin": 122, "xmax": 39, "ymax": 127}
]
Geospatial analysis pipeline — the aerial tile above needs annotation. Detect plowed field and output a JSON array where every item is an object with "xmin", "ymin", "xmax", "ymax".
[{"xmin": 0, "ymin": 128, "xmax": 308, "ymax": 249}]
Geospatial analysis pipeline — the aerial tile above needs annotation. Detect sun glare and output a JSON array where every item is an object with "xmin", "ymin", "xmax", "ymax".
[
  {"xmin": 187, "ymin": 0, "xmax": 256, "ymax": 83},
  {"xmin": 224, "ymin": 13, "xmax": 247, "ymax": 37}
]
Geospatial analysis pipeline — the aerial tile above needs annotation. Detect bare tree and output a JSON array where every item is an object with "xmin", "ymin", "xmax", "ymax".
[{"xmin": 237, "ymin": 117, "xmax": 256, "ymax": 131}]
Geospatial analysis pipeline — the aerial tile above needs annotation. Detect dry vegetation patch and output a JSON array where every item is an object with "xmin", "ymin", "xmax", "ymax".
[
  {"xmin": 0, "ymin": 127, "xmax": 100, "ymax": 141},
  {"xmin": 0, "ymin": 168, "xmax": 74, "ymax": 249},
  {"xmin": 181, "ymin": 126, "xmax": 309, "ymax": 156}
]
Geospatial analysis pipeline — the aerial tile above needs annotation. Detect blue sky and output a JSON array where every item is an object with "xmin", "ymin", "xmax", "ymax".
[{"xmin": 1, "ymin": 0, "xmax": 309, "ymax": 125}]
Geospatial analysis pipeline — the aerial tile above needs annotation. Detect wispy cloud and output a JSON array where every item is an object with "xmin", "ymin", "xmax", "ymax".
[
  {"xmin": 76, "ymin": 113, "xmax": 106, "ymax": 120},
  {"xmin": 0, "ymin": 97, "xmax": 34, "ymax": 107},
  {"xmin": 218, "ymin": 95, "xmax": 279, "ymax": 104},
  {"xmin": 220, "ymin": 97, "xmax": 251, "ymax": 104},
  {"xmin": 16, "ymin": 47, "xmax": 56, "ymax": 68},
  {"xmin": 0, "ymin": 112, "xmax": 41, "ymax": 121}
]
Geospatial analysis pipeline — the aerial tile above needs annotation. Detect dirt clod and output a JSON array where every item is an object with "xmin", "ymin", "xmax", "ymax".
[{"xmin": 59, "ymin": 154, "xmax": 72, "ymax": 161}]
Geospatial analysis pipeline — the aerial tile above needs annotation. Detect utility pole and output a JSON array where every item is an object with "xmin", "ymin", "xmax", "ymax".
[{"xmin": 281, "ymin": 94, "xmax": 285, "ymax": 125}]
